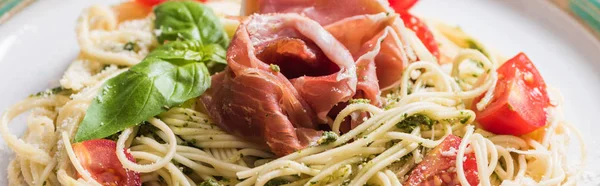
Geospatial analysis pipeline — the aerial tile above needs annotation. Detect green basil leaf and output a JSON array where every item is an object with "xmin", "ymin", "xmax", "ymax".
[
  {"xmin": 154, "ymin": 1, "xmax": 229, "ymax": 48},
  {"xmin": 74, "ymin": 40, "xmax": 224, "ymax": 142},
  {"xmin": 147, "ymin": 40, "xmax": 227, "ymax": 74}
]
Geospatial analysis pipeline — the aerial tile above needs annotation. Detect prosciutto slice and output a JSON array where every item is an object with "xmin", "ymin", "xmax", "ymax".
[
  {"xmin": 248, "ymin": 0, "xmax": 415, "ymax": 129},
  {"xmin": 249, "ymin": 0, "xmax": 415, "ymax": 96},
  {"xmin": 325, "ymin": 13, "xmax": 412, "ymax": 93},
  {"xmin": 244, "ymin": 0, "xmax": 393, "ymax": 25},
  {"xmin": 201, "ymin": 14, "xmax": 356, "ymax": 156}
]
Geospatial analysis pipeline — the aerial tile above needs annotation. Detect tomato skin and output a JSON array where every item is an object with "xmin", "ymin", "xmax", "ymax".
[
  {"xmin": 398, "ymin": 12, "xmax": 441, "ymax": 60},
  {"xmin": 473, "ymin": 53, "xmax": 550, "ymax": 135},
  {"xmin": 404, "ymin": 135, "xmax": 479, "ymax": 186},
  {"xmin": 135, "ymin": 0, "xmax": 166, "ymax": 6},
  {"xmin": 124, "ymin": 0, "xmax": 209, "ymax": 21},
  {"xmin": 388, "ymin": 0, "xmax": 419, "ymax": 12},
  {"xmin": 72, "ymin": 139, "xmax": 141, "ymax": 186}
]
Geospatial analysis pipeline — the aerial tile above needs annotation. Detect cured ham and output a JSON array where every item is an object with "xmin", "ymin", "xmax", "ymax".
[
  {"xmin": 228, "ymin": 14, "xmax": 357, "ymax": 122},
  {"xmin": 325, "ymin": 13, "xmax": 412, "ymax": 92},
  {"xmin": 248, "ymin": 0, "xmax": 416, "ymax": 133},
  {"xmin": 250, "ymin": 0, "xmax": 415, "ymax": 95},
  {"xmin": 203, "ymin": 69, "xmax": 321, "ymax": 156},
  {"xmin": 244, "ymin": 0, "xmax": 393, "ymax": 25},
  {"xmin": 202, "ymin": 0, "xmax": 418, "ymax": 156},
  {"xmin": 201, "ymin": 14, "xmax": 356, "ymax": 156}
]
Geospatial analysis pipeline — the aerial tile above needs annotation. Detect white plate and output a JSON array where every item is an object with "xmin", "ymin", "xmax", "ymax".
[
  {"xmin": 413, "ymin": 1, "xmax": 600, "ymax": 184},
  {"xmin": 0, "ymin": 0, "xmax": 598, "ymax": 185}
]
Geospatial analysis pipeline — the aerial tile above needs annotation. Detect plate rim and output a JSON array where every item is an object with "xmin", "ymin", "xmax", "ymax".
[
  {"xmin": 1, "ymin": 0, "xmax": 600, "ymax": 185},
  {"xmin": 531, "ymin": 0, "xmax": 600, "ymax": 49}
]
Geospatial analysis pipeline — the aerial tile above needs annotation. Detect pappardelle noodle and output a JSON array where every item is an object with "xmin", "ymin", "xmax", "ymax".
[{"xmin": 1, "ymin": 0, "xmax": 586, "ymax": 186}]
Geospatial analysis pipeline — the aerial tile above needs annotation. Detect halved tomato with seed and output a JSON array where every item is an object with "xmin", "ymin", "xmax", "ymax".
[
  {"xmin": 72, "ymin": 139, "xmax": 141, "ymax": 186},
  {"xmin": 404, "ymin": 135, "xmax": 479, "ymax": 186},
  {"xmin": 472, "ymin": 52, "xmax": 550, "ymax": 135}
]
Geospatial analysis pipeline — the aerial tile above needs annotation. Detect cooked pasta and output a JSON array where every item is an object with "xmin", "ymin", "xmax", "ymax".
[{"xmin": 0, "ymin": 1, "xmax": 586, "ymax": 186}]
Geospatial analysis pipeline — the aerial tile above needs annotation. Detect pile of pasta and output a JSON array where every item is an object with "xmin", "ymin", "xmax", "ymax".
[{"xmin": 0, "ymin": 2, "xmax": 585, "ymax": 186}]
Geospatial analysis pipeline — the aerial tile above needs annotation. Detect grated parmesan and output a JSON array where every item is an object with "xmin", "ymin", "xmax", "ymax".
[{"xmin": 441, "ymin": 146, "xmax": 458, "ymax": 157}]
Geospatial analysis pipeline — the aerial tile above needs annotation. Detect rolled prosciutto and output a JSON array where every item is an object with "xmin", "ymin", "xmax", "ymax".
[
  {"xmin": 247, "ymin": 0, "xmax": 416, "ymax": 132},
  {"xmin": 201, "ymin": 14, "xmax": 356, "ymax": 156},
  {"xmin": 251, "ymin": 0, "xmax": 415, "ymax": 94}
]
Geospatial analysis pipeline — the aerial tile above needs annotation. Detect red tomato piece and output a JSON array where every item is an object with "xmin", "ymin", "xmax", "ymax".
[
  {"xmin": 72, "ymin": 139, "xmax": 141, "ymax": 186},
  {"xmin": 388, "ymin": 0, "xmax": 419, "ymax": 12},
  {"xmin": 398, "ymin": 12, "xmax": 441, "ymax": 60},
  {"xmin": 404, "ymin": 135, "xmax": 479, "ymax": 186},
  {"xmin": 135, "ymin": 0, "xmax": 166, "ymax": 6},
  {"xmin": 472, "ymin": 53, "xmax": 550, "ymax": 135}
]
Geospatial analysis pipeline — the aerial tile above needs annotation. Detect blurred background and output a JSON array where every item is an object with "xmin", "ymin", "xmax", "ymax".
[{"xmin": 553, "ymin": 0, "xmax": 600, "ymax": 38}]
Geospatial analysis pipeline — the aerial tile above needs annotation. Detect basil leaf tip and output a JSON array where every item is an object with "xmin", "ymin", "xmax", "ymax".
[{"xmin": 154, "ymin": 1, "xmax": 230, "ymax": 48}]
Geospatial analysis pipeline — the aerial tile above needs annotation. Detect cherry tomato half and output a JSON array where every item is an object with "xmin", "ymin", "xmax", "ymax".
[
  {"xmin": 72, "ymin": 139, "xmax": 141, "ymax": 186},
  {"xmin": 473, "ymin": 52, "xmax": 550, "ymax": 135},
  {"xmin": 404, "ymin": 135, "xmax": 479, "ymax": 186}
]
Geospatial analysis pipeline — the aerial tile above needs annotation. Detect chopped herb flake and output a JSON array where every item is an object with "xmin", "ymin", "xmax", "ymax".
[
  {"xmin": 476, "ymin": 61, "xmax": 484, "ymax": 68},
  {"xmin": 270, "ymin": 64, "xmax": 280, "ymax": 73},
  {"xmin": 349, "ymin": 98, "xmax": 371, "ymax": 104},
  {"xmin": 466, "ymin": 39, "xmax": 483, "ymax": 54},
  {"xmin": 317, "ymin": 131, "xmax": 339, "ymax": 145},
  {"xmin": 460, "ymin": 116, "xmax": 471, "ymax": 124},
  {"xmin": 396, "ymin": 114, "xmax": 437, "ymax": 131},
  {"xmin": 30, "ymin": 86, "xmax": 68, "ymax": 97},
  {"xmin": 123, "ymin": 41, "xmax": 139, "ymax": 52}
]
